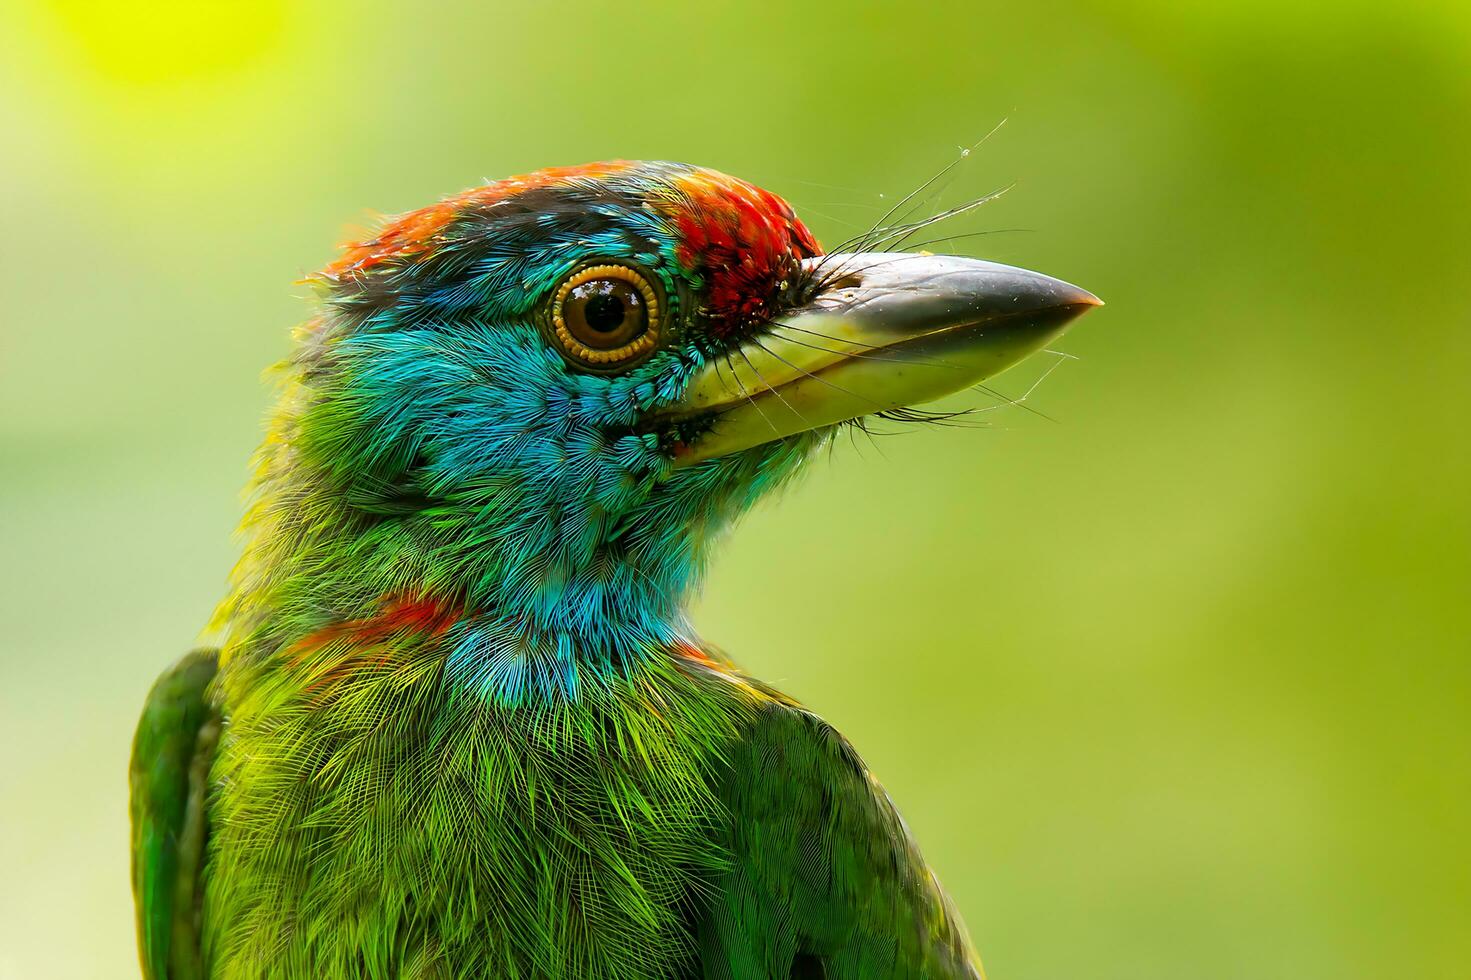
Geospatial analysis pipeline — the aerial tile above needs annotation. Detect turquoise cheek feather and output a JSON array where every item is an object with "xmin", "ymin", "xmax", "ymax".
[
  {"xmin": 232, "ymin": 210, "xmax": 820, "ymax": 705},
  {"xmin": 192, "ymin": 166, "xmax": 840, "ymax": 978},
  {"xmin": 146, "ymin": 162, "xmax": 989, "ymax": 979}
]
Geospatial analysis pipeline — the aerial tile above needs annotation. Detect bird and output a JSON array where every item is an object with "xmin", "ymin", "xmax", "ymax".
[{"xmin": 130, "ymin": 160, "xmax": 1100, "ymax": 979}]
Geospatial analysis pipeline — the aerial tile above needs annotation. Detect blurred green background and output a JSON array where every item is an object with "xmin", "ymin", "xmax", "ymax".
[{"xmin": 2, "ymin": 0, "xmax": 1468, "ymax": 977}]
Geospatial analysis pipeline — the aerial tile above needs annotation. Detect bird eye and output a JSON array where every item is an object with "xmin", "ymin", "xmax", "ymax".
[{"xmin": 550, "ymin": 264, "xmax": 661, "ymax": 368}]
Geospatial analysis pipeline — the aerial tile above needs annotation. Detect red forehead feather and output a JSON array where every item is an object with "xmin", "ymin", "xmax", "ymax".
[
  {"xmin": 320, "ymin": 162, "xmax": 822, "ymax": 323},
  {"xmin": 323, "ymin": 161, "xmax": 637, "ymax": 277},
  {"xmin": 658, "ymin": 170, "xmax": 822, "ymax": 325}
]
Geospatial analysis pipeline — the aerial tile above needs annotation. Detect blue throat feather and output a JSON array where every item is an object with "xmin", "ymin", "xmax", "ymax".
[{"xmin": 132, "ymin": 159, "xmax": 1097, "ymax": 977}]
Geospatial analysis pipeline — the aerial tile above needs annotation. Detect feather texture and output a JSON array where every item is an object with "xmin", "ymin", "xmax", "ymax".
[{"xmin": 131, "ymin": 161, "xmax": 982, "ymax": 978}]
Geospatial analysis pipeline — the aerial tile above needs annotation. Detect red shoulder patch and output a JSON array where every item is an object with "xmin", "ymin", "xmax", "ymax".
[
  {"xmin": 293, "ymin": 594, "xmax": 458, "ymax": 655},
  {"xmin": 287, "ymin": 594, "xmax": 460, "ymax": 694}
]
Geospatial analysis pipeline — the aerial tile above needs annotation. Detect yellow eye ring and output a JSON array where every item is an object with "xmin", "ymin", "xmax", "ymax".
[{"xmin": 550, "ymin": 263, "xmax": 662, "ymax": 368}]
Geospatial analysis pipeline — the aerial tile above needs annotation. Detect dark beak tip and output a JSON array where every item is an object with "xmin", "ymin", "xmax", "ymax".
[
  {"xmin": 1031, "ymin": 286, "xmax": 1102, "ymax": 333},
  {"xmin": 1048, "ymin": 288, "xmax": 1103, "ymax": 324},
  {"xmin": 1010, "ymin": 269, "xmax": 1101, "ymax": 317},
  {"xmin": 1053, "ymin": 280, "xmax": 1103, "ymax": 311}
]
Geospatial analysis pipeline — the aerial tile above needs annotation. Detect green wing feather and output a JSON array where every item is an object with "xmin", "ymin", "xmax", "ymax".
[
  {"xmin": 701, "ymin": 696, "xmax": 983, "ymax": 979},
  {"xmin": 127, "ymin": 649, "xmax": 979, "ymax": 979},
  {"xmin": 129, "ymin": 649, "xmax": 220, "ymax": 980}
]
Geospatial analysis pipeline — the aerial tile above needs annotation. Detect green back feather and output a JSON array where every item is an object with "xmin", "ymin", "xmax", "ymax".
[{"xmin": 130, "ymin": 162, "xmax": 984, "ymax": 978}]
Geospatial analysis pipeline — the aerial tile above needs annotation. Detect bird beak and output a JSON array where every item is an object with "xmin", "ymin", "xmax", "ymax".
[{"xmin": 660, "ymin": 251, "xmax": 1102, "ymax": 464}]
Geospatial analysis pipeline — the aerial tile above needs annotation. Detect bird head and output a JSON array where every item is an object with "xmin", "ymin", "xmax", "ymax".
[{"xmin": 232, "ymin": 160, "xmax": 1098, "ymax": 699}]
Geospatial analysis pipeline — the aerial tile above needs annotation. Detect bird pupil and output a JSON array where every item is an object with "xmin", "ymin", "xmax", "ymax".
[{"xmin": 584, "ymin": 292, "xmax": 626, "ymax": 333}]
